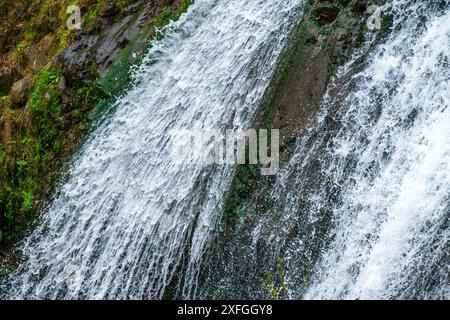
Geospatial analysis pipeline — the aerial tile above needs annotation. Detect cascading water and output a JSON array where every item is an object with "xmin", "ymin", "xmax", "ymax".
[
  {"xmin": 303, "ymin": 0, "xmax": 450, "ymax": 299},
  {"xmin": 293, "ymin": 0, "xmax": 450, "ymax": 299},
  {"xmin": 1, "ymin": 0, "xmax": 305, "ymax": 299}
]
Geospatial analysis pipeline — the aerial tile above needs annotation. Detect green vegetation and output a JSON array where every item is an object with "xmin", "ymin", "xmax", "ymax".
[
  {"xmin": 1, "ymin": 69, "xmax": 60, "ymax": 235},
  {"xmin": 262, "ymin": 257, "xmax": 288, "ymax": 300},
  {"xmin": 0, "ymin": 61, "xmax": 104, "ymax": 243}
]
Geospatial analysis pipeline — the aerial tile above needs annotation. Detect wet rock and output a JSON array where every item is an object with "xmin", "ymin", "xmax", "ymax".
[
  {"xmin": 94, "ymin": 15, "xmax": 140, "ymax": 75},
  {"xmin": 337, "ymin": 14, "xmax": 356, "ymax": 29},
  {"xmin": 306, "ymin": 28, "xmax": 320, "ymax": 44},
  {"xmin": 62, "ymin": 0, "xmax": 166, "ymax": 81},
  {"xmin": 10, "ymin": 76, "xmax": 32, "ymax": 105},
  {"xmin": 314, "ymin": 5, "xmax": 340, "ymax": 25}
]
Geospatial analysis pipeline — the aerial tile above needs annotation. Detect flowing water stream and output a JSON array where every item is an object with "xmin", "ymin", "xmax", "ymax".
[{"xmin": 2, "ymin": 0, "xmax": 305, "ymax": 299}]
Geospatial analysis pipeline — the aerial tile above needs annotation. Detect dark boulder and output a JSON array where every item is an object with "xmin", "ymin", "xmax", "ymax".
[{"xmin": 314, "ymin": 5, "xmax": 340, "ymax": 25}]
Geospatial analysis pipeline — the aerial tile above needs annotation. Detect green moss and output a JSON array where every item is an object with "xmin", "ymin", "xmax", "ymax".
[
  {"xmin": 223, "ymin": 164, "xmax": 259, "ymax": 227},
  {"xmin": 96, "ymin": 46, "xmax": 133, "ymax": 100},
  {"xmin": 261, "ymin": 257, "xmax": 288, "ymax": 300},
  {"xmin": 84, "ymin": 9, "xmax": 99, "ymax": 32},
  {"xmin": 21, "ymin": 189, "xmax": 34, "ymax": 212},
  {"xmin": 28, "ymin": 69, "xmax": 62, "ymax": 141},
  {"xmin": 15, "ymin": 42, "xmax": 26, "ymax": 49},
  {"xmin": 0, "ymin": 68, "xmax": 65, "ymax": 239},
  {"xmin": 71, "ymin": 108, "xmax": 82, "ymax": 119},
  {"xmin": 24, "ymin": 27, "xmax": 39, "ymax": 43},
  {"xmin": 0, "ymin": 143, "xmax": 6, "ymax": 158},
  {"xmin": 117, "ymin": 0, "xmax": 133, "ymax": 12}
]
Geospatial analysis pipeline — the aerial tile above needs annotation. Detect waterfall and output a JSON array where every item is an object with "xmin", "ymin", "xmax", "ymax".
[
  {"xmin": 2, "ymin": 0, "xmax": 448, "ymax": 301},
  {"xmin": 203, "ymin": 0, "xmax": 449, "ymax": 300},
  {"xmin": 299, "ymin": 1, "xmax": 450, "ymax": 299},
  {"xmin": 2, "ymin": 0, "xmax": 305, "ymax": 299}
]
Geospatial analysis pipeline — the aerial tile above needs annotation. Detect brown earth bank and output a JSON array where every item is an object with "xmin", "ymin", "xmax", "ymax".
[{"xmin": 0, "ymin": 0, "xmax": 193, "ymax": 259}]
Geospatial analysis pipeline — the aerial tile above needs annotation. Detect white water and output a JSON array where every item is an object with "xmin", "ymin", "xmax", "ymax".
[
  {"xmin": 3, "ymin": 0, "xmax": 305, "ymax": 299},
  {"xmin": 303, "ymin": 1, "xmax": 450, "ymax": 299}
]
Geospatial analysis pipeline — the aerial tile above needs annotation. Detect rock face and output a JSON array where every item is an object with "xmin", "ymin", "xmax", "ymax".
[
  {"xmin": 63, "ymin": 0, "xmax": 174, "ymax": 82},
  {"xmin": 10, "ymin": 77, "xmax": 32, "ymax": 105}
]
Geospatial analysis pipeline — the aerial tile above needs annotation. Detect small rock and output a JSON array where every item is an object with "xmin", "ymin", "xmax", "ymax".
[
  {"xmin": 44, "ymin": 92, "xmax": 52, "ymax": 103},
  {"xmin": 24, "ymin": 45, "xmax": 47, "ymax": 71},
  {"xmin": 333, "ymin": 43, "xmax": 345, "ymax": 57},
  {"xmin": 0, "ymin": 67, "xmax": 14, "ymax": 94},
  {"xmin": 50, "ymin": 53, "xmax": 63, "ymax": 69},
  {"xmin": 11, "ymin": 76, "xmax": 32, "ymax": 105},
  {"xmin": 306, "ymin": 28, "xmax": 320, "ymax": 44},
  {"xmin": 57, "ymin": 75, "xmax": 67, "ymax": 91},
  {"xmin": 39, "ymin": 34, "xmax": 55, "ymax": 55}
]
